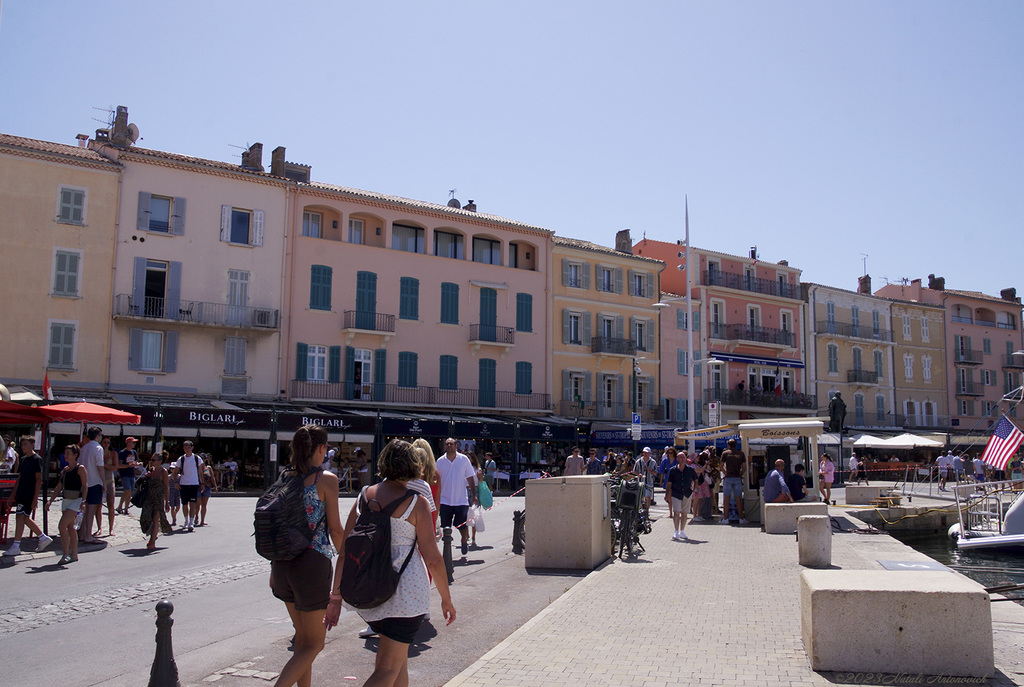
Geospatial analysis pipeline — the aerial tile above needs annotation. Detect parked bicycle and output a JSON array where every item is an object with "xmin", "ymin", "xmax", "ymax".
[{"xmin": 609, "ymin": 474, "xmax": 649, "ymax": 558}]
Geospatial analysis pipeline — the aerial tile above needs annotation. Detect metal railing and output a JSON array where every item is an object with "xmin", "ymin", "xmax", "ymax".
[
  {"xmin": 847, "ymin": 369, "xmax": 879, "ymax": 384},
  {"xmin": 469, "ymin": 324, "xmax": 515, "ymax": 344},
  {"xmin": 556, "ymin": 399, "xmax": 659, "ymax": 421},
  {"xmin": 816, "ymin": 320, "xmax": 893, "ymax": 341},
  {"xmin": 710, "ymin": 322, "xmax": 794, "ymax": 347},
  {"xmin": 342, "ymin": 310, "xmax": 396, "ymax": 332},
  {"xmin": 954, "ymin": 349, "xmax": 984, "ymax": 364},
  {"xmin": 704, "ymin": 387, "xmax": 815, "ymax": 409},
  {"xmin": 113, "ymin": 294, "xmax": 279, "ymax": 329},
  {"xmin": 956, "ymin": 381, "xmax": 982, "ymax": 396},
  {"xmin": 590, "ymin": 336, "xmax": 636, "ymax": 355},
  {"xmin": 290, "ymin": 380, "xmax": 549, "ymax": 410},
  {"xmin": 702, "ymin": 269, "xmax": 800, "ymax": 299},
  {"xmin": 889, "ymin": 413, "xmax": 951, "ymax": 429},
  {"xmin": 1004, "ymin": 354, "xmax": 1024, "ymax": 369}
]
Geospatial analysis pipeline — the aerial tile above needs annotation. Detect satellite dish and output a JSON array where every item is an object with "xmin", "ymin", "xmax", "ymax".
[
  {"xmin": 126, "ymin": 123, "xmax": 140, "ymax": 144},
  {"xmin": 447, "ymin": 198, "xmax": 461, "ymax": 208}
]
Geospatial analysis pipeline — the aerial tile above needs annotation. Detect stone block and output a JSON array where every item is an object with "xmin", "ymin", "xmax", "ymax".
[
  {"xmin": 801, "ymin": 570, "xmax": 993, "ymax": 677},
  {"xmin": 797, "ymin": 515, "xmax": 831, "ymax": 567},
  {"xmin": 844, "ymin": 485, "xmax": 885, "ymax": 505},
  {"xmin": 764, "ymin": 501, "xmax": 828, "ymax": 534},
  {"xmin": 525, "ymin": 475, "xmax": 610, "ymax": 570}
]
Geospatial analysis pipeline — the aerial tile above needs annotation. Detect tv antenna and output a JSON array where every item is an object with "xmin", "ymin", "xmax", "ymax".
[
  {"xmin": 860, "ymin": 253, "xmax": 868, "ymax": 274},
  {"xmin": 91, "ymin": 105, "xmax": 115, "ymax": 127}
]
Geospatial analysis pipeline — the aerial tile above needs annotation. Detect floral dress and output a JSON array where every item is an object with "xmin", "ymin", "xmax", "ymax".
[{"xmin": 140, "ymin": 468, "xmax": 172, "ymax": 535}]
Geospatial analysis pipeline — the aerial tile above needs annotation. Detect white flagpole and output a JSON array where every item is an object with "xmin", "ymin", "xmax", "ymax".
[{"xmin": 685, "ymin": 197, "xmax": 694, "ymax": 454}]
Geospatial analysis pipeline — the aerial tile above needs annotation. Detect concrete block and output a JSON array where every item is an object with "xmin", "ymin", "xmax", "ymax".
[
  {"xmin": 764, "ymin": 501, "xmax": 828, "ymax": 534},
  {"xmin": 525, "ymin": 475, "xmax": 610, "ymax": 570},
  {"xmin": 845, "ymin": 485, "xmax": 885, "ymax": 505},
  {"xmin": 801, "ymin": 570, "xmax": 993, "ymax": 677},
  {"xmin": 797, "ymin": 515, "xmax": 831, "ymax": 568}
]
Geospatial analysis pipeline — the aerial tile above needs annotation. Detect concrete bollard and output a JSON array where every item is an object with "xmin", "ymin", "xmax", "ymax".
[
  {"xmin": 511, "ymin": 509, "xmax": 526, "ymax": 555},
  {"xmin": 441, "ymin": 526, "xmax": 454, "ymax": 584},
  {"xmin": 148, "ymin": 600, "xmax": 180, "ymax": 687},
  {"xmin": 797, "ymin": 515, "xmax": 831, "ymax": 568}
]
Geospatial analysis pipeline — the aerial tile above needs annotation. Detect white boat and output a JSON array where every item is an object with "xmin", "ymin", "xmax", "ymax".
[{"xmin": 948, "ymin": 479, "xmax": 1024, "ymax": 550}]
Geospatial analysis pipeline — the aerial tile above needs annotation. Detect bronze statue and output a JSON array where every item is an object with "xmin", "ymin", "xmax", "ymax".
[{"xmin": 827, "ymin": 392, "xmax": 846, "ymax": 433}]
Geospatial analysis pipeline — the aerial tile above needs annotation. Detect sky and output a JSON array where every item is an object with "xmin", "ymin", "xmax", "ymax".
[{"xmin": 2, "ymin": 1, "xmax": 1022, "ymax": 299}]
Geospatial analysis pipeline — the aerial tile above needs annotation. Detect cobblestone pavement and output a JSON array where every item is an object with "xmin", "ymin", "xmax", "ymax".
[
  {"xmin": 445, "ymin": 503, "xmax": 1024, "ymax": 687},
  {"xmin": 0, "ymin": 558, "xmax": 265, "ymax": 637}
]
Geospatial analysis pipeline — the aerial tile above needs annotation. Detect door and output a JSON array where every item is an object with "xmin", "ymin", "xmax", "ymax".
[
  {"xmin": 356, "ymin": 272, "xmax": 377, "ymax": 330},
  {"xmin": 354, "ymin": 349, "xmax": 372, "ymax": 399},
  {"xmin": 479, "ymin": 287, "xmax": 497, "ymax": 341},
  {"xmin": 144, "ymin": 260, "xmax": 167, "ymax": 318},
  {"xmin": 227, "ymin": 270, "xmax": 249, "ymax": 326}
]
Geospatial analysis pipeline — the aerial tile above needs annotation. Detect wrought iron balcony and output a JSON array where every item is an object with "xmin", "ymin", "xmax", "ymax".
[
  {"xmin": 1003, "ymin": 354, "xmax": 1024, "ymax": 369},
  {"xmin": 704, "ymin": 387, "xmax": 816, "ymax": 410},
  {"xmin": 702, "ymin": 269, "xmax": 800, "ymax": 299},
  {"xmin": 890, "ymin": 413, "xmax": 952, "ymax": 429},
  {"xmin": 956, "ymin": 382, "xmax": 982, "ymax": 396},
  {"xmin": 710, "ymin": 322, "xmax": 794, "ymax": 347},
  {"xmin": 113, "ymin": 294, "xmax": 279, "ymax": 329},
  {"xmin": 847, "ymin": 369, "xmax": 879, "ymax": 384},
  {"xmin": 590, "ymin": 336, "xmax": 636, "ymax": 355},
  {"xmin": 291, "ymin": 380, "xmax": 549, "ymax": 411},
  {"xmin": 556, "ymin": 399, "xmax": 659, "ymax": 421},
  {"xmin": 342, "ymin": 310, "xmax": 396, "ymax": 333},
  {"xmin": 954, "ymin": 349, "xmax": 984, "ymax": 364},
  {"xmin": 469, "ymin": 324, "xmax": 515, "ymax": 345},
  {"xmin": 816, "ymin": 321, "xmax": 893, "ymax": 342}
]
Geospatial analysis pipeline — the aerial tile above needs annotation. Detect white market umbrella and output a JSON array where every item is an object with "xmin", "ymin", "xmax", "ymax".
[
  {"xmin": 852, "ymin": 434, "xmax": 887, "ymax": 448},
  {"xmin": 878, "ymin": 433, "xmax": 944, "ymax": 449}
]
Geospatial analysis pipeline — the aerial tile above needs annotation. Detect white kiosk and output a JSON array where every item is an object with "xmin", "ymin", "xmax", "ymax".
[{"xmin": 736, "ymin": 418, "xmax": 825, "ymax": 523}]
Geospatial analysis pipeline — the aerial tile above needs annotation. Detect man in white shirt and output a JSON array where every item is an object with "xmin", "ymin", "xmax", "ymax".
[
  {"xmin": 79, "ymin": 427, "xmax": 106, "ymax": 544},
  {"xmin": 435, "ymin": 437, "xmax": 478, "ymax": 556},
  {"xmin": 936, "ymin": 451, "xmax": 952, "ymax": 491},
  {"xmin": 171, "ymin": 441, "xmax": 204, "ymax": 531}
]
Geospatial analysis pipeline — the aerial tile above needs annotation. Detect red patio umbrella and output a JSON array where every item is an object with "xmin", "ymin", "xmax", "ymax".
[
  {"xmin": 0, "ymin": 400, "xmax": 47, "ymax": 425},
  {"xmin": 37, "ymin": 402, "xmax": 141, "ymax": 425}
]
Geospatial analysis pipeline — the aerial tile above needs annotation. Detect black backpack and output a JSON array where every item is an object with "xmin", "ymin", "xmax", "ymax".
[
  {"xmin": 254, "ymin": 468, "xmax": 323, "ymax": 561},
  {"xmin": 339, "ymin": 487, "xmax": 417, "ymax": 609},
  {"xmin": 130, "ymin": 475, "xmax": 149, "ymax": 508}
]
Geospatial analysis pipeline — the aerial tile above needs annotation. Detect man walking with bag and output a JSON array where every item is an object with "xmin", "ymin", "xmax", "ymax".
[{"xmin": 435, "ymin": 438, "xmax": 478, "ymax": 556}]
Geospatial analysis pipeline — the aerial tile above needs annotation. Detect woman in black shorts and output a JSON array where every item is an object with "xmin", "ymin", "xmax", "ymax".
[{"xmin": 270, "ymin": 425, "xmax": 344, "ymax": 687}]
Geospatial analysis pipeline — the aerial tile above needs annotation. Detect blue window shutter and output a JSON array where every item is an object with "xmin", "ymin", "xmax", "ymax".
[
  {"xmin": 516, "ymin": 362, "xmax": 532, "ymax": 394},
  {"xmin": 167, "ymin": 261, "xmax": 182, "ymax": 318},
  {"xmin": 328, "ymin": 346, "xmax": 341, "ymax": 383},
  {"xmin": 400, "ymin": 277, "xmax": 419, "ymax": 320},
  {"xmin": 677, "ymin": 309, "xmax": 685, "ymax": 329},
  {"xmin": 374, "ymin": 349, "xmax": 386, "ymax": 401},
  {"xmin": 132, "ymin": 257, "xmax": 146, "ymax": 308},
  {"xmin": 441, "ymin": 282, "xmax": 459, "ymax": 324},
  {"xmin": 310, "ymin": 265, "xmax": 332, "ymax": 310},
  {"xmin": 172, "ymin": 197, "xmax": 186, "ymax": 235},
  {"xmin": 516, "ymin": 293, "xmax": 533, "ymax": 332},
  {"xmin": 128, "ymin": 328, "xmax": 142, "ymax": 370},
  {"xmin": 296, "ymin": 342, "xmax": 308, "ymax": 381},
  {"xmin": 164, "ymin": 331, "xmax": 178, "ymax": 373},
  {"xmin": 479, "ymin": 359, "xmax": 496, "ymax": 407},
  {"xmin": 693, "ymin": 311, "xmax": 701, "ymax": 331},
  {"xmin": 137, "ymin": 192, "xmax": 151, "ymax": 231},
  {"xmin": 344, "ymin": 346, "xmax": 355, "ymax": 398},
  {"xmin": 440, "ymin": 354, "xmax": 458, "ymax": 390}
]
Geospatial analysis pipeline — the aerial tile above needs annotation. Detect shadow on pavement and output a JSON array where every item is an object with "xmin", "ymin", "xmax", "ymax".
[
  {"xmin": 121, "ymin": 546, "xmax": 161, "ymax": 557},
  {"xmin": 25, "ymin": 561, "xmax": 70, "ymax": 574}
]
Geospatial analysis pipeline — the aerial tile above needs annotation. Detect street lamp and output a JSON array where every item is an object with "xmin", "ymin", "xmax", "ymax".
[{"xmin": 631, "ymin": 355, "xmax": 646, "ymax": 458}]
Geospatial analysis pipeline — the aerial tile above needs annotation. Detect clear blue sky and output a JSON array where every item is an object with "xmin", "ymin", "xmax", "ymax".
[{"xmin": 3, "ymin": 1, "xmax": 1022, "ymax": 299}]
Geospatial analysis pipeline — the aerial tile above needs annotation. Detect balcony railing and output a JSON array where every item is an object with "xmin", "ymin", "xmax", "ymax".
[
  {"xmin": 590, "ymin": 336, "xmax": 636, "ymax": 355},
  {"xmin": 956, "ymin": 382, "xmax": 982, "ymax": 396},
  {"xmin": 847, "ymin": 369, "xmax": 879, "ymax": 384},
  {"xmin": 890, "ymin": 413, "xmax": 952, "ymax": 429},
  {"xmin": 702, "ymin": 269, "xmax": 800, "ymax": 299},
  {"xmin": 1003, "ymin": 354, "xmax": 1024, "ymax": 369},
  {"xmin": 954, "ymin": 349, "xmax": 984, "ymax": 364},
  {"xmin": 342, "ymin": 310, "xmax": 396, "ymax": 333},
  {"xmin": 704, "ymin": 387, "xmax": 816, "ymax": 410},
  {"xmin": 816, "ymin": 321, "xmax": 893, "ymax": 342},
  {"xmin": 469, "ymin": 324, "xmax": 515, "ymax": 345},
  {"xmin": 113, "ymin": 294, "xmax": 279, "ymax": 329},
  {"xmin": 556, "ymin": 399, "xmax": 659, "ymax": 421},
  {"xmin": 291, "ymin": 380, "xmax": 549, "ymax": 411},
  {"xmin": 710, "ymin": 322, "xmax": 794, "ymax": 347}
]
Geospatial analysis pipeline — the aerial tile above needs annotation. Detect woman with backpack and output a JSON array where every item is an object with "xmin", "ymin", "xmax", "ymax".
[
  {"xmin": 324, "ymin": 439, "xmax": 456, "ymax": 686},
  {"xmin": 270, "ymin": 425, "xmax": 344, "ymax": 687},
  {"xmin": 45, "ymin": 445, "xmax": 88, "ymax": 565}
]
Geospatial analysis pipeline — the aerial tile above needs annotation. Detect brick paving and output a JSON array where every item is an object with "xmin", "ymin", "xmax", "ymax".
[{"xmin": 446, "ymin": 501, "xmax": 1024, "ymax": 687}]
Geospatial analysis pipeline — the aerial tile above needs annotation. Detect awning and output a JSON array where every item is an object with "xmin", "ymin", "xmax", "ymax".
[
  {"xmin": 124, "ymin": 425, "xmax": 156, "ymax": 437},
  {"xmin": 48, "ymin": 422, "xmax": 82, "ymax": 435},
  {"xmin": 236, "ymin": 429, "xmax": 270, "ymax": 440},
  {"xmin": 198, "ymin": 428, "xmax": 235, "ymax": 438},
  {"xmin": 38, "ymin": 402, "xmax": 141, "ymax": 425},
  {"xmin": 161, "ymin": 427, "xmax": 199, "ymax": 437},
  {"xmin": 878, "ymin": 433, "xmax": 944, "ymax": 449},
  {"xmin": 329, "ymin": 432, "xmax": 374, "ymax": 444},
  {"xmin": 853, "ymin": 434, "xmax": 888, "ymax": 448},
  {"xmin": 711, "ymin": 353, "xmax": 805, "ymax": 369},
  {"xmin": 676, "ymin": 425, "xmax": 735, "ymax": 440},
  {"xmin": 738, "ymin": 419, "xmax": 824, "ymax": 440}
]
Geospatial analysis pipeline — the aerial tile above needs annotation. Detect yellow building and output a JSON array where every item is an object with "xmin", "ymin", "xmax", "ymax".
[
  {"xmin": 885, "ymin": 299, "xmax": 949, "ymax": 428},
  {"xmin": 0, "ymin": 134, "xmax": 121, "ymax": 395},
  {"xmin": 551, "ymin": 233, "xmax": 664, "ymax": 423}
]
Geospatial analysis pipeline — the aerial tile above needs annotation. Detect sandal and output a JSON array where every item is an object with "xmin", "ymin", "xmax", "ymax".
[{"xmin": 58, "ymin": 555, "xmax": 72, "ymax": 565}]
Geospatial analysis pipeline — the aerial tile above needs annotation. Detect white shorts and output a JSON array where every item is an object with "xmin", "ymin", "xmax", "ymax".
[{"xmin": 671, "ymin": 496, "xmax": 692, "ymax": 513}]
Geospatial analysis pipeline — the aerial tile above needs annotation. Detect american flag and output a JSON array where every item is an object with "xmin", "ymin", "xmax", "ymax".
[{"xmin": 980, "ymin": 415, "xmax": 1024, "ymax": 471}]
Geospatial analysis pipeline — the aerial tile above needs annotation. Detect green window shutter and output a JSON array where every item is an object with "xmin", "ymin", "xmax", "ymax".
[
  {"xmin": 400, "ymin": 277, "xmax": 419, "ymax": 320},
  {"xmin": 344, "ymin": 346, "xmax": 355, "ymax": 399},
  {"xmin": 440, "ymin": 355, "xmax": 458, "ymax": 390},
  {"xmin": 296, "ymin": 342, "xmax": 308, "ymax": 381},
  {"xmin": 515, "ymin": 362, "xmax": 532, "ymax": 395},
  {"xmin": 374, "ymin": 349, "xmax": 387, "ymax": 401},
  {"xmin": 479, "ymin": 359, "xmax": 496, "ymax": 407},
  {"xmin": 310, "ymin": 265, "xmax": 332, "ymax": 311},
  {"xmin": 328, "ymin": 346, "xmax": 341, "ymax": 383},
  {"xmin": 441, "ymin": 282, "xmax": 459, "ymax": 324},
  {"xmin": 398, "ymin": 352, "xmax": 418, "ymax": 387},
  {"xmin": 516, "ymin": 293, "xmax": 533, "ymax": 332}
]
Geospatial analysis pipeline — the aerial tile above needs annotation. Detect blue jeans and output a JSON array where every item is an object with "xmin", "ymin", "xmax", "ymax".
[{"xmin": 722, "ymin": 477, "xmax": 743, "ymax": 499}]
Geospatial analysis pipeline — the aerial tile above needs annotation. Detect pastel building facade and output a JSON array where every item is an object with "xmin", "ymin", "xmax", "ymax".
[
  {"xmin": 551, "ymin": 234, "xmax": 664, "ymax": 423},
  {"xmin": 285, "ymin": 186, "xmax": 552, "ymax": 415},
  {"xmin": 0, "ymin": 133, "xmax": 121, "ymax": 393},
  {"xmin": 803, "ymin": 279, "xmax": 896, "ymax": 428},
  {"xmin": 884, "ymin": 298, "xmax": 948, "ymax": 429}
]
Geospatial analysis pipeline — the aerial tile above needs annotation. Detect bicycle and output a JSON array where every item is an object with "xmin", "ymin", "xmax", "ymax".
[{"xmin": 609, "ymin": 474, "xmax": 646, "ymax": 558}]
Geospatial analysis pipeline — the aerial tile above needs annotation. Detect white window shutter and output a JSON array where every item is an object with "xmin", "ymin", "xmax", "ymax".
[
  {"xmin": 66, "ymin": 252, "xmax": 80, "ymax": 294},
  {"xmin": 253, "ymin": 210, "xmax": 264, "ymax": 246},
  {"xmin": 220, "ymin": 205, "xmax": 232, "ymax": 242}
]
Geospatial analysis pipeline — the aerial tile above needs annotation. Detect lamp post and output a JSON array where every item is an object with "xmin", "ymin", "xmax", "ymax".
[{"xmin": 631, "ymin": 356, "xmax": 645, "ymax": 459}]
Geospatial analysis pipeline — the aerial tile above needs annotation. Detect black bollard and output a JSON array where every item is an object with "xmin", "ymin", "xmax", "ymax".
[
  {"xmin": 511, "ymin": 510, "xmax": 525, "ymax": 555},
  {"xmin": 149, "ymin": 600, "xmax": 180, "ymax": 687},
  {"xmin": 441, "ymin": 526, "xmax": 454, "ymax": 584}
]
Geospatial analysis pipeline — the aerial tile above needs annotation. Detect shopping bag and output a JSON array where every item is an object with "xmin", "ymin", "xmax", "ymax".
[
  {"xmin": 478, "ymin": 480, "xmax": 494, "ymax": 509},
  {"xmin": 467, "ymin": 504, "xmax": 486, "ymax": 532}
]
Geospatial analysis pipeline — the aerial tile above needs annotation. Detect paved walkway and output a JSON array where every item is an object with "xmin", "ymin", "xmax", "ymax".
[{"xmin": 446, "ymin": 497, "xmax": 1024, "ymax": 687}]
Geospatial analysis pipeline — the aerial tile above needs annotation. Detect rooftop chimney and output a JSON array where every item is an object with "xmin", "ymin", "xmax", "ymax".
[
  {"xmin": 1001, "ymin": 287, "xmax": 1019, "ymax": 303},
  {"xmin": 615, "ymin": 229, "xmax": 633, "ymax": 253},
  {"xmin": 241, "ymin": 142, "xmax": 264, "ymax": 171},
  {"xmin": 76, "ymin": 134, "xmax": 89, "ymax": 148},
  {"xmin": 749, "ymin": 246, "xmax": 758, "ymax": 259},
  {"xmin": 271, "ymin": 146, "xmax": 286, "ymax": 177},
  {"xmin": 462, "ymin": 200, "xmax": 477, "ymax": 212},
  {"xmin": 858, "ymin": 274, "xmax": 872, "ymax": 294},
  {"xmin": 928, "ymin": 274, "xmax": 945, "ymax": 291}
]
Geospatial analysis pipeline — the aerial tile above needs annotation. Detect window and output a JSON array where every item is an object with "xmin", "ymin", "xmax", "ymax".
[
  {"xmin": 567, "ymin": 262, "xmax": 581, "ymax": 288},
  {"xmin": 920, "ymin": 316, "xmax": 930, "ymax": 342},
  {"xmin": 225, "ymin": 337, "xmax": 246, "ymax": 375},
  {"xmin": 747, "ymin": 306, "xmax": 761, "ymax": 329},
  {"xmin": 440, "ymin": 283, "xmax": 459, "ymax": 324},
  {"xmin": 439, "ymin": 355, "xmax": 458, "ymax": 390},
  {"xmin": 997, "ymin": 312, "xmax": 1016, "ymax": 330},
  {"xmin": 48, "ymin": 322, "xmax": 76, "ymax": 368},
  {"xmin": 309, "ymin": 265, "xmax": 332, "ymax": 311},
  {"xmin": 874, "ymin": 350, "xmax": 883, "ymax": 381},
  {"xmin": 630, "ymin": 271, "xmax": 649, "ymax": 297},
  {"xmin": 677, "ymin": 309, "xmax": 688, "ymax": 330},
  {"xmin": 904, "ymin": 354, "xmax": 914, "ymax": 380},
  {"xmin": 825, "ymin": 302, "xmax": 835, "ymax": 331},
  {"xmin": 57, "ymin": 186, "xmax": 86, "ymax": 225},
  {"xmin": 516, "ymin": 293, "xmax": 533, "ymax": 332},
  {"xmin": 599, "ymin": 267, "xmax": 616, "ymax": 293},
  {"xmin": 149, "ymin": 195, "xmax": 172, "ymax": 232},
  {"xmin": 568, "ymin": 312, "xmax": 582, "ymax": 345},
  {"xmin": 398, "ymin": 352, "xmax": 418, "ymax": 388},
  {"xmin": 435, "ymin": 231, "xmax": 463, "ymax": 259},
  {"xmin": 302, "ymin": 211, "xmax": 322, "ymax": 238},
  {"xmin": 922, "ymin": 355, "xmax": 932, "ymax": 382},
  {"xmin": 399, "ymin": 277, "xmax": 419, "ymax": 320},
  {"xmin": 53, "ymin": 250, "xmax": 81, "ymax": 297},
  {"xmin": 983, "ymin": 369, "xmax": 993, "ymax": 386},
  {"xmin": 349, "ymin": 218, "xmax": 364, "ymax": 244},
  {"xmin": 634, "ymin": 319, "xmax": 647, "ymax": 351},
  {"xmin": 902, "ymin": 314, "xmax": 912, "ymax": 340},
  {"xmin": 220, "ymin": 206, "xmax": 264, "ymax": 246},
  {"xmin": 128, "ymin": 328, "xmax": 178, "ymax": 373},
  {"xmin": 876, "ymin": 395, "xmax": 886, "ymax": 423},
  {"xmin": 472, "ymin": 237, "xmax": 501, "ymax": 265},
  {"xmin": 137, "ymin": 192, "xmax": 185, "ymax": 234},
  {"xmin": 561, "ymin": 259, "xmax": 588, "ymax": 289},
  {"xmin": 851, "ymin": 306, "xmax": 860, "ymax": 336},
  {"xmin": 827, "ymin": 344, "xmax": 838, "ymax": 374},
  {"xmin": 983, "ymin": 338, "xmax": 992, "ymax": 355},
  {"xmin": 959, "ymin": 400, "xmax": 972, "ymax": 416},
  {"xmin": 392, "ymin": 224, "xmax": 424, "ymax": 253},
  {"xmin": 515, "ymin": 362, "xmax": 532, "ymax": 395},
  {"xmin": 781, "ymin": 311, "xmax": 792, "ymax": 334},
  {"xmin": 677, "ymin": 349, "xmax": 689, "ymax": 375},
  {"xmin": 872, "ymin": 311, "xmax": 880, "ymax": 338},
  {"xmin": 306, "ymin": 345, "xmax": 328, "ymax": 381},
  {"xmin": 139, "ymin": 331, "xmax": 163, "ymax": 371}
]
